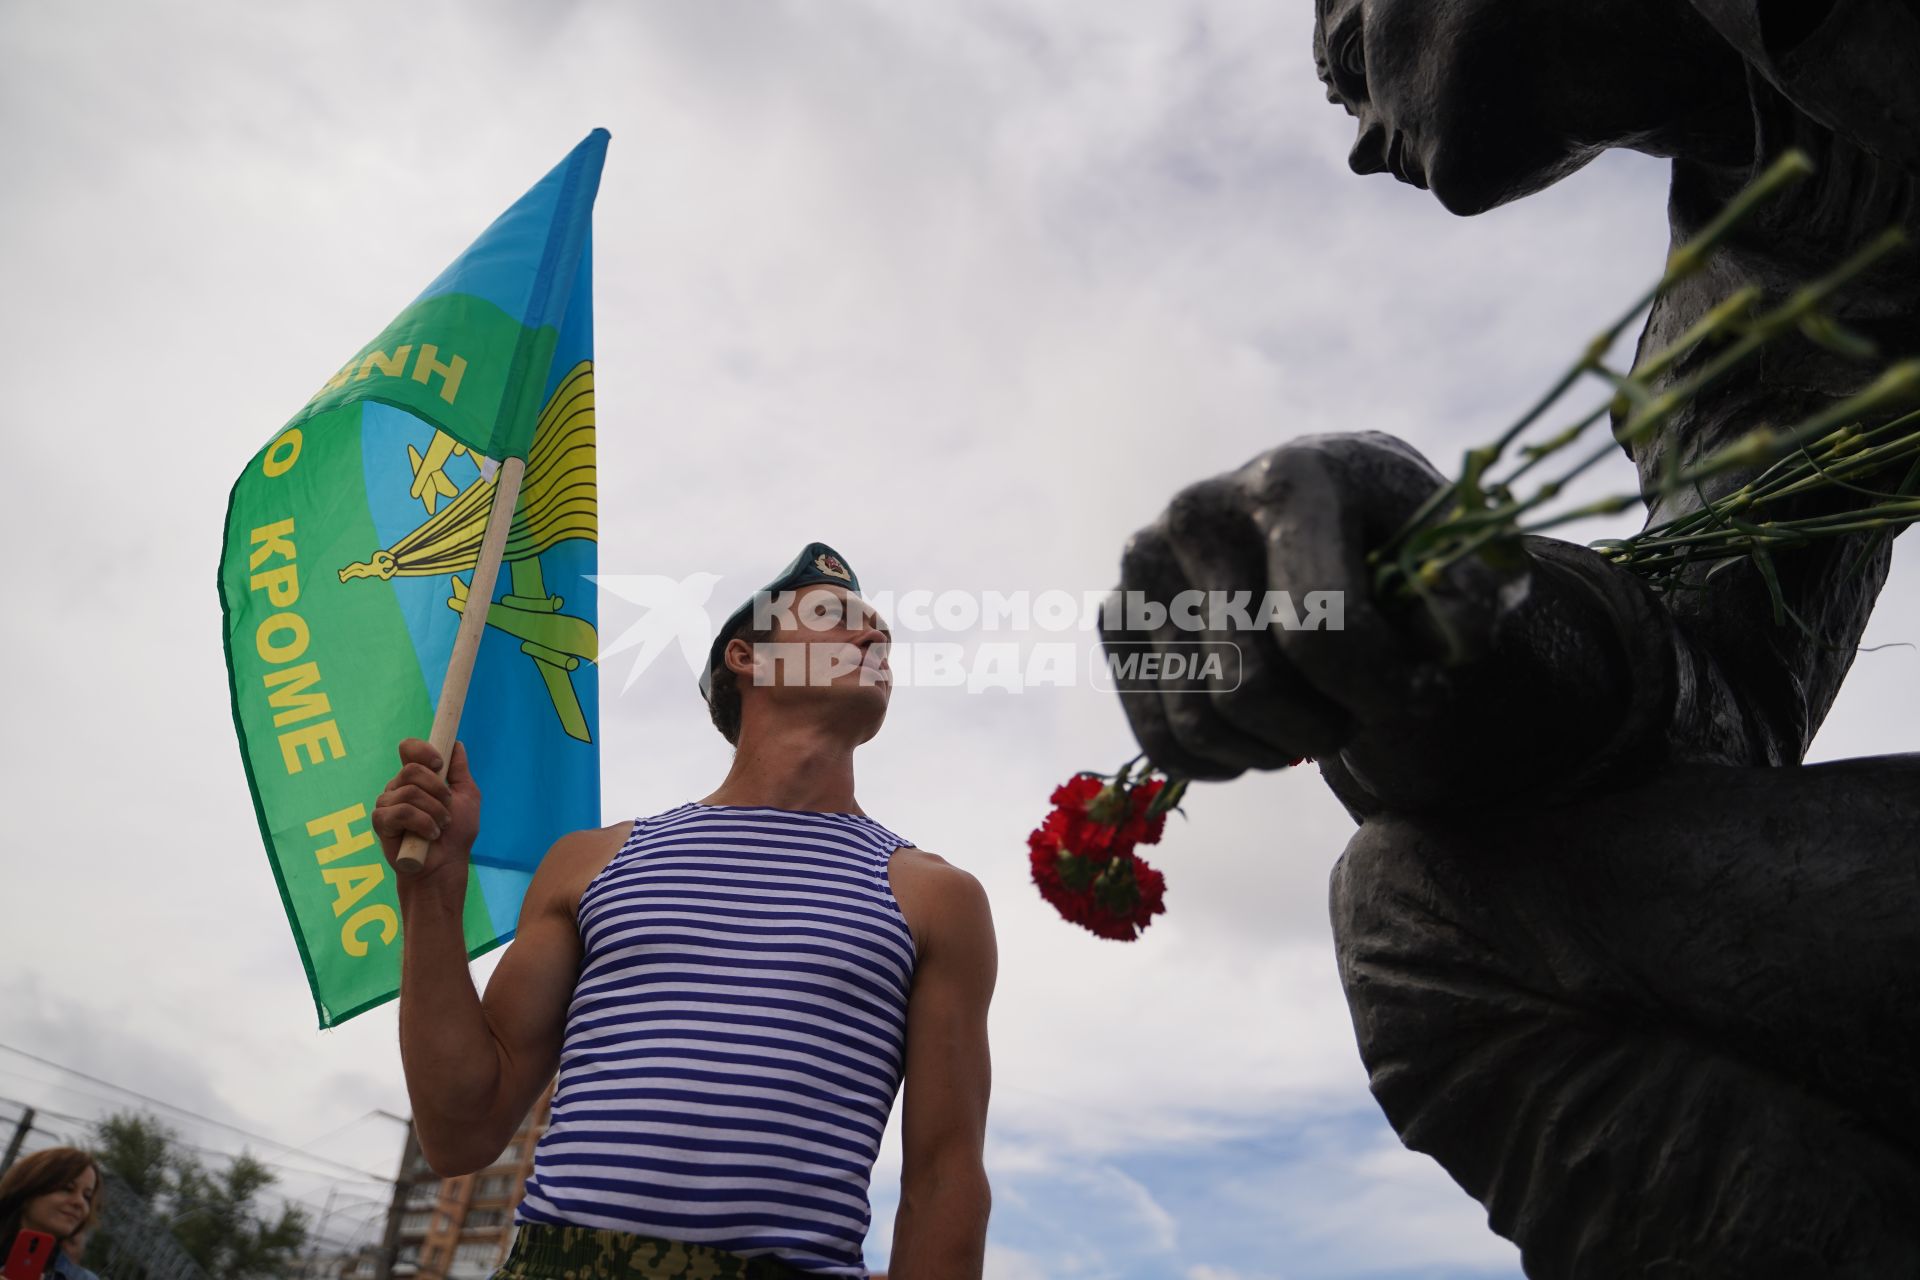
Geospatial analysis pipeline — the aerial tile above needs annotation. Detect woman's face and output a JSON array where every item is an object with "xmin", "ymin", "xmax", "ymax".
[{"xmin": 20, "ymin": 1165, "xmax": 97, "ymax": 1240}]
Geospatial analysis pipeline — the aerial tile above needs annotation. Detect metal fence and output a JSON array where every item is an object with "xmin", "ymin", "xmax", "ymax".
[{"xmin": 86, "ymin": 1168, "xmax": 212, "ymax": 1280}]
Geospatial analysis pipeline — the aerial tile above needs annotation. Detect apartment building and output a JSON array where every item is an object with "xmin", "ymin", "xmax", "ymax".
[{"xmin": 385, "ymin": 1079, "xmax": 555, "ymax": 1280}]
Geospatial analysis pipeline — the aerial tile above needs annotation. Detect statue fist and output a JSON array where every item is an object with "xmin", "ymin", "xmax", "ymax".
[{"xmin": 1103, "ymin": 431, "xmax": 1530, "ymax": 797}]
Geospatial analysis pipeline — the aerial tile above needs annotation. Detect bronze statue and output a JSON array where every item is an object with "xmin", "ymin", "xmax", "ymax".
[{"xmin": 1103, "ymin": 2, "xmax": 1920, "ymax": 1273}]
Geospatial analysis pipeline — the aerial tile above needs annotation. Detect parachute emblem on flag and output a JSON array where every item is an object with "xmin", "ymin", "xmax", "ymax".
[
  {"xmin": 407, "ymin": 433, "xmax": 473, "ymax": 515},
  {"xmin": 337, "ymin": 361, "xmax": 599, "ymax": 742}
]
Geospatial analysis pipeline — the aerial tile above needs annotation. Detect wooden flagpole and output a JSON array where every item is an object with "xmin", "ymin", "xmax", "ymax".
[{"xmin": 395, "ymin": 455, "xmax": 527, "ymax": 872}]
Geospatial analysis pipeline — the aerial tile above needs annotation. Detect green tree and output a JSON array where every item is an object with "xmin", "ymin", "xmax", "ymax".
[
  {"xmin": 90, "ymin": 1110, "xmax": 310, "ymax": 1280},
  {"xmin": 169, "ymin": 1153, "xmax": 308, "ymax": 1280},
  {"xmin": 92, "ymin": 1112, "xmax": 173, "ymax": 1202}
]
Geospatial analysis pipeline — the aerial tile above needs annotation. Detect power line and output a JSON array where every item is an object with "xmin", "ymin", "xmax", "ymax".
[
  {"xmin": 0, "ymin": 1068, "xmax": 211, "ymax": 1136},
  {"xmin": 0, "ymin": 1043, "xmax": 398, "ymax": 1185},
  {"xmin": 173, "ymin": 1136, "xmax": 392, "ymax": 1192},
  {"xmin": 295, "ymin": 1109, "xmax": 395, "ymax": 1153},
  {"xmin": 12, "ymin": 1123, "xmax": 84, "ymax": 1153},
  {"xmin": 5, "ymin": 1097, "xmax": 398, "ymax": 1194},
  {"xmin": 0, "ymin": 1069, "xmax": 97, "ymax": 1109}
]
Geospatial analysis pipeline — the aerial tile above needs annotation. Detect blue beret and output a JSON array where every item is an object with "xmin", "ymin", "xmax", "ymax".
[{"xmin": 698, "ymin": 542, "xmax": 862, "ymax": 702}]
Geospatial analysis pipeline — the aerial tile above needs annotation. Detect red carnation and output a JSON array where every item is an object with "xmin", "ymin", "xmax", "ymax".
[
  {"xmin": 1116, "ymin": 777, "xmax": 1169, "ymax": 848},
  {"xmin": 1028, "ymin": 766, "xmax": 1178, "ymax": 941},
  {"xmin": 1045, "ymin": 773, "xmax": 1160, "ymax": 859},
  {"xmin": 1048, "ymin": 775, "xmax": 1103, "ymax": 810},
  {"xmin": 1087, "ymin": 848, "xmax": 1167, "ymax": 940},
  {"xmin": 1027, "ymin": 754, "xmax": 1309, "ymax": 941},
  {"xmin": 1027, "ymin": 822, "xmax": 1166, "ymax": 942}
]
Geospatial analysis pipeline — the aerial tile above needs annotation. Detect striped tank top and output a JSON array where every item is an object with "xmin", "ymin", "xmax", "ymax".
[{"xmin": 516, "ymin": 801, "xmax": 917, "ymax": 1276}]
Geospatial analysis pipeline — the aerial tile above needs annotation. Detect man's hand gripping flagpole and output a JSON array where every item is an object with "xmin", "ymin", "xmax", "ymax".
[{"xmin": 393, "ymin": 456, "xmax": 526, "ymax": 872}]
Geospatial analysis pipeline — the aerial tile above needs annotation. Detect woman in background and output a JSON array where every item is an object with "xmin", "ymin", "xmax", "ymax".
[{"xmin": 0, "ymin": 1148, "xmax": 103, "ymax": 1280}]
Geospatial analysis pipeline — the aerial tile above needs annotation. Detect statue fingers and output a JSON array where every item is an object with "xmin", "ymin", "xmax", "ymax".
[
  {"xmin": 1098, "ymin": 609, "xmax": 1249, "ymax": 782},
  {"xmin": 1109, "ymin": 525, "xmax": 1295, "ymax": 776},
  {"xmin": 1244, "ymin": 453, "xmax": 1422, "ymax": 725},
  {"xmin": 1161, "ymin": 486, "xmax": 1351, "ymax": 760}
]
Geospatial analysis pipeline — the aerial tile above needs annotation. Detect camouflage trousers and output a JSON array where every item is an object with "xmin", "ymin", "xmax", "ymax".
[{"xmin": 490, "ymin": 1223, "xmax": 811, "ymax": 1280}]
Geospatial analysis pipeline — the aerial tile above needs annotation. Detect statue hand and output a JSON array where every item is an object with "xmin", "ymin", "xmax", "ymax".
[{"xmin": 1104, "ymin": 431, "xmax": 1532, "ymax": 795}]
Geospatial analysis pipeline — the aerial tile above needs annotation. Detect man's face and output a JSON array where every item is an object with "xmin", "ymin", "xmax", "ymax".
[
  {"xmin": 1313, "ymin": 0, "xmax": 1609, "ymax": 215},
  {"xmin": 746, "ymin": 584, "xmax": 893, "ymax": 729}
]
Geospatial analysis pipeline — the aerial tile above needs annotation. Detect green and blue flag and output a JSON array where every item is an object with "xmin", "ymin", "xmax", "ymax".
[{"xmin": 219, "ymin": 130, "xmax": 609, "ymax": 1027}]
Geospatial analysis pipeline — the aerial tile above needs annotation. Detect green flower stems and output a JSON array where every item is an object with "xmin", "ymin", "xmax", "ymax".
[{"xmin": 1365, "ymin": 148, "xmax": 1920, "ymax": 641}]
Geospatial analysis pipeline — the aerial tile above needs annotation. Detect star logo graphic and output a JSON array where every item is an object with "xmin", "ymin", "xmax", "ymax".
[{"xmin": 590, "ymin": 572, "xmax": 724, "ymax": 692}]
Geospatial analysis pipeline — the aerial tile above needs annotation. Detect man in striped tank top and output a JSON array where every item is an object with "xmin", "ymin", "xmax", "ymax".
[{"xmin": 373, "ymin": 544, "xmax": 997, "ymax": 1279}]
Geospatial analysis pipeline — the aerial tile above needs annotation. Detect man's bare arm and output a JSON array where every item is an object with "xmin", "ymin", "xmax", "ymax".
[
  {"xmin": 886, "ymin": 852, "xmax": 996, "ymax": 1280},
  {"xmin": 374, "ymin": 738, "xmax": 617, "ymax": 1174}
]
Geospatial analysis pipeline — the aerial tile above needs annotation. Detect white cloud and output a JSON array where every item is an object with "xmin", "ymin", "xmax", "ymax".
[
  {"xmin": 1248, "ymin": 1131, "xmax": 1522, "ymax": 1274},
  {"xmin": 987, "ymin": 1243, "xmax": 1075, "ymax": 1280}
]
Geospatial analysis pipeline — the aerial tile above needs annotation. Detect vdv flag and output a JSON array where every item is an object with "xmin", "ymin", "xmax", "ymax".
[{"xmin": 219, "ymin": 130, "xmax": 609, "ymax": 1027}]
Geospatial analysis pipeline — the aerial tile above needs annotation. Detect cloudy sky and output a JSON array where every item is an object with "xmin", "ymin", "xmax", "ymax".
[{"xmin": 3, "ymin": 3, "xmax": 1915, "ymax": 1278}]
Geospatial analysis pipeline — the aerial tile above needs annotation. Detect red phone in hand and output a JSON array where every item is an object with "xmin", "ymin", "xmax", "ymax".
[{"xmin": 3, "ymin": 1230, "xmax": 55, "ymax": 1280}]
